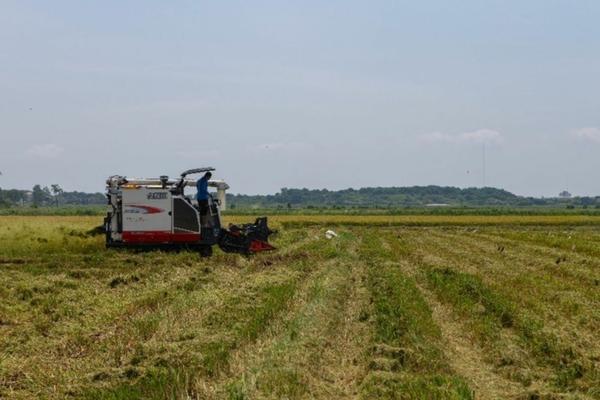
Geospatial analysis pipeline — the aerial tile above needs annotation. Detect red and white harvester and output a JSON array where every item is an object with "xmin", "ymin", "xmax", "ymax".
[{"xmin": 104, "ymin": 167, "xmax": 275, "ymax": 256}]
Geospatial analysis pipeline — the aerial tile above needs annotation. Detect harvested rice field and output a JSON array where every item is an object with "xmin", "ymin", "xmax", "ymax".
[{"xmin": 0, "ymin": 216, "xmax": 598, "ymax": 399}]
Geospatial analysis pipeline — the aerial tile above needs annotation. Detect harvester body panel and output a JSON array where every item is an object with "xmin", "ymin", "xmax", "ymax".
[{"xmin": 122, "ymin": 187, "xmax": 174, "ymax": 238}]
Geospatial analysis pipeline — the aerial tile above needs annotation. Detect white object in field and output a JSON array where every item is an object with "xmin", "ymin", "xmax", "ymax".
[{"xmin": 325, "ymin": 230, "xmax": 338, "ymax": 239}]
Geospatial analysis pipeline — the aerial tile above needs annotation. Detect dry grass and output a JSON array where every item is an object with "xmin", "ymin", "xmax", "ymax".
[{"xmin": 0, "ymin": 216, "xmax": 598, "ymax": 399}]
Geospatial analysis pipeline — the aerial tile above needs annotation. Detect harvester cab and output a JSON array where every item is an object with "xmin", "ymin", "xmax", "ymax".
[{"xmin": 104, "ymin": 168, "xmax": 275, "ymax": 256}]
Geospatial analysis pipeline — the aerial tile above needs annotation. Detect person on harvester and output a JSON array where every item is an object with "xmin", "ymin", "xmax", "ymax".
[{"xmin": 196, "ymin": 171, "xmax": 212, "ymax": 226}]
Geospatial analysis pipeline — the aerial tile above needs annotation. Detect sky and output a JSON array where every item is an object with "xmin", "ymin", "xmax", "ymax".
[{"xmin": 1, "ymin": 0, "xmax": 599, "ymax": 196}]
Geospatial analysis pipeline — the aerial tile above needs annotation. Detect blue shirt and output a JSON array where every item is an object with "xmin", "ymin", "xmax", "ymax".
[{"xmin": 196, "ymin": 177, "xmax": 209, "ymax": 201}]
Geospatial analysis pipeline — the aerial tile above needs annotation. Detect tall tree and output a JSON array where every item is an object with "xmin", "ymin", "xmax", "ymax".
[
  {"xmin": 32, "ymin": 185, "xmax": 45, "ymax": 207},
  {"xmin": 0, "ymin": 187, "xmax": 8, "ymax": 208},
  {"xmin": 50, "ymin": 184, "xmax": 63, "ymax": 207}
]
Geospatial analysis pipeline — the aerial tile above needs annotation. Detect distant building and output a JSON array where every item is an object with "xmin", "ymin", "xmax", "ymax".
[
  {"xmin": 558, "ymin": 190, "xmax": 572, "ymax": 199},
  {"xmin": 426, "ymin": 203, "xmax": 450, "ymax": 207}
]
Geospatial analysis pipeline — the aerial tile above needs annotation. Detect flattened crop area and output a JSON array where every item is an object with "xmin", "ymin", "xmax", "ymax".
[{"xmin": 0, "ymin": 216, "xmax": 598, "ymax": 399}]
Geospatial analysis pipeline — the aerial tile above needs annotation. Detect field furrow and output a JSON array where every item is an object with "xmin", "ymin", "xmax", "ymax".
[
  {"xmin": 423, "ymin": 229, "xmax": 600, "ymax": 362},
  {"xmin": 468, "ymin": 229, "xmax": 600, "ymax": 285},
  {"xmin": 396, "ymin": 229, "xmax": 598, "ymax": 397},
  {"xmin": 358, "ymin": 230, "xmax": 473, "ymax": 399},
  {"xmin": 200, "ymin": 230, "xmax": 370, "ymax": 399},
  {"xmin": 381, "ymin": 231, "xmax": 538, "ymax": 399},
  {"xmin": 81, "ymin": 232, "xmax": 328, "ymax": 399},
  {"xmin": 418, "ymin": 284, "xmax": 523, "ymax": 399},
  {"xmin": 475, "ymin": 227, "xmax": 600, "ymax": 260}
]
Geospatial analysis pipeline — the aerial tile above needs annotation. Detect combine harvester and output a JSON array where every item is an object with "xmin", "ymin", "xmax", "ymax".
[{"xmin": 104, "ymin": 168, "xmax": 275, "ymax": 256}]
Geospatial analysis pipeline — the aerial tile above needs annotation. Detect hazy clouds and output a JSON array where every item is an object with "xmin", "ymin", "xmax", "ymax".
[
  {"xmin": 24, "ymin": 144, "xmax": 65, "ymax": 159},
  {"xmin": 572, "ymin": 127, "xmax": 600, "ymax": 144},
  {"xmin": 419, "ymin": 129, "xmax": 503, "ymax": 145},
  {"xmin": 1, "ymin": 1, "xmax": 600, "ymax": 196}
]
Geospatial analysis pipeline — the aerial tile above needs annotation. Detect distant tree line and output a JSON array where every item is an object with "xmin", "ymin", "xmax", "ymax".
[
  {"xmin": 2, "ymin": 184, "xmax": 600, "ymax": 210},
  {"xmin": 0, "ymin": 185, "xmax": 105, "ymax": 208},
  {"xmin": 227, "ymin": 186, "xmax": 600, "ymax": 209}
]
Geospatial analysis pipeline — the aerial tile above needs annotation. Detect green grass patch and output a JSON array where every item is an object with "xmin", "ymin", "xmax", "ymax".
[
  {"xmin": 424, "ymin": 267, "xmax": 593, "ymax": 391},
  {"xmin": 82, "ymin": 365, "xmax": 194, "ymax": 400},
  {"xmin": 361, "ymin": 373, "xmax": 473, "ymax": 400},
  {"xmin": 359, "ymin": 232, "xmax": 472, "ymax": 398}
]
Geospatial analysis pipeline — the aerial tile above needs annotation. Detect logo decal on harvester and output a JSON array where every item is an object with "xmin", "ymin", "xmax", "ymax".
[
  {"xmin": 124, "ymin": 205, "xmax": 164, "ymax": 214},
  {"xmin": 147, "ymin": 192, "xmax": 168, "ymax": 200}
]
